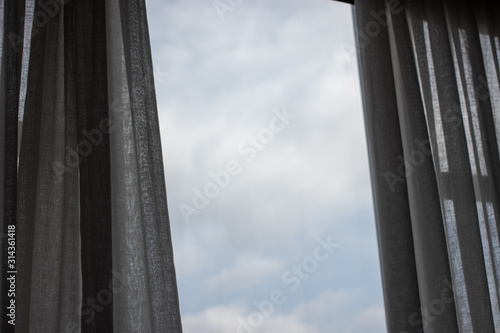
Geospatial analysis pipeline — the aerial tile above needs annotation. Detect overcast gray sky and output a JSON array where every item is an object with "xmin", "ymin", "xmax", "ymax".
[{"xmin": 146, "ymin": 0, "xmax": 386, "ymax": 332}]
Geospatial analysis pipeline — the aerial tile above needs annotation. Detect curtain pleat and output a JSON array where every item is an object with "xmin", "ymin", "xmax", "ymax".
[
  {"xmin": 17, "ymin": 2, "xmax": 81, "ymax": 331},
  {"xmin": 112, "ymin": 0, "xmax": 184, "ymax": 331},
  {"xmin": 0, "ymin": 5, "xmax": 5, "ymax": 297},
  {"xmin": 355, "ymin": 0, "xmax": 500, "ymax": 331},
  {"xmin": 408, "ymin": 1, "xmax": 496, "ymax": 330},
  {"xmin": 2, "ymin": 1, "xmax": 23, "ymax": 333},
  {"xmin": 0, "ymin": 1, "xmax": 7, "ymax": 329},
  {"xmin": 385, "ymin": 2, "xmax": 459, "ymax": 332},
  {"xmin": 69, "ymin": 1, "xmax": 114, "ymax": 331},
  {"xmin": 354, "ymin": 1, "xmax": 422, "ymax": 331},
  {"xmin": 0, "ymin": 0, "xmax": 183, "ymax": 332}
]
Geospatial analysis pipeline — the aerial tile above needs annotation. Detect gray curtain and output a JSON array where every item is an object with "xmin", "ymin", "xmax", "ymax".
[
  {"xmin": 354, "ymin": 0, "xmax": 500, "ymax": 332},
  {"xmin": 1, "ymin": 0, "xmax": 183, "ymax": 332}
]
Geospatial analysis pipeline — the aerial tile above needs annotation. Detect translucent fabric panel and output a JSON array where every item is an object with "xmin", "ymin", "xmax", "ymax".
[
  {"xmin": 355, "ymin": 0, "xmax": 500, "ymax": 331},
  {"xmin": 2, "ymin": 0, "xmax": 183, "ymax": 332}
]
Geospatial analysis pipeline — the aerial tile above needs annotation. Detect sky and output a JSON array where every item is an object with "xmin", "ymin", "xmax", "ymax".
[{"xmin": 145, "ymin": 0, "xmax": 386, "ymax": 332}]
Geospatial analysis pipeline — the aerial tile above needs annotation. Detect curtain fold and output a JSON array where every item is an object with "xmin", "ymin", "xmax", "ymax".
[
  {"xmin": 355, "ymin": 0, "xmax": 500, "ymax": 331},
  {"xmin": 70, "ymin": 0, "xmax": 114, "ymax": 331},
  {"xmin": 2, "ymin": 1, "xmax": 23, "ymax": 333},
  {"xmin": 1, "ymin": 0, "xmax": 183, "ymax": 332}
]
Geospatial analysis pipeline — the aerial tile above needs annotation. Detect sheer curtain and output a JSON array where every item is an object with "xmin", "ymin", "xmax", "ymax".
[
  {"xmin": 354, "ymin": 0, "xmax": 500, "ymax": 331},
  {"xmin": 1, "ymin": 1, "xmax": 182, "ymax": 332}
]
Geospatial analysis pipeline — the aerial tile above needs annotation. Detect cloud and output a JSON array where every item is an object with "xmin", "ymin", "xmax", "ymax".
[
  {"xmin": 172, "ymin": 235, "xmax": 208, "ymax": 279},
  {"xmin": 181, "ymin": 290, "xmax": 385, "ymax": 333},
  {"xmin": 289, "ymin": 290, "xmax": 386, "ymax": 333},
  {"xmin": 182, "ymin": 303, "xmax": 321, "ymax": 333},
  {"xmin": 354, "ymin": 306, "xmax": 386, "ymax": 329},
  {"xmin": 182, "ymin": 304, "xmax": 245, "ymax": 333},
  {"xmin": 292, "ymin": 289, "xmax": 352, "ymax": 319},
  {"xmin": 146, "ymin": 0, "xmax": 385, "ymax": 331},
  {"xmin": 204, "ymin": 255, "xmax": 285, "ymax": 293}
]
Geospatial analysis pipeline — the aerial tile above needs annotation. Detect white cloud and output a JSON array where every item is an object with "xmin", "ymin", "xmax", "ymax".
[
  {"xmin": 182, "ymin": 304, "xmax": 245, "ymax": 333},
  {"xmin": 255, "ymin": 314, "xmax": 321, "ymax": 333},
  {"xmin": 204, "ymin": 255, "xmax": 285, "ymax": 293},
  {"xmin": 172, "ymin": 235, "xmax": 208, "ymax": 279},
  {"xmin": 351, "ymin": 306, "xmax": 386, "ymax": 332},
  {"xmin": 290, "ymin": 290, "xmax": 385, "ymax": 333},
  {"xmin": 146, "ymin": 0, "xmax": 385, "ymax": 331},
  {"xmin": 292, "ymin": 289, "xmax": 352, "ymax": 319},
  {"xmin": 182, "ymin": 303, "xmax": 321, "ymax": 333},
  {"xmin": 181, "ymin": 290, "xmax": 386, "ymax": 333}
]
